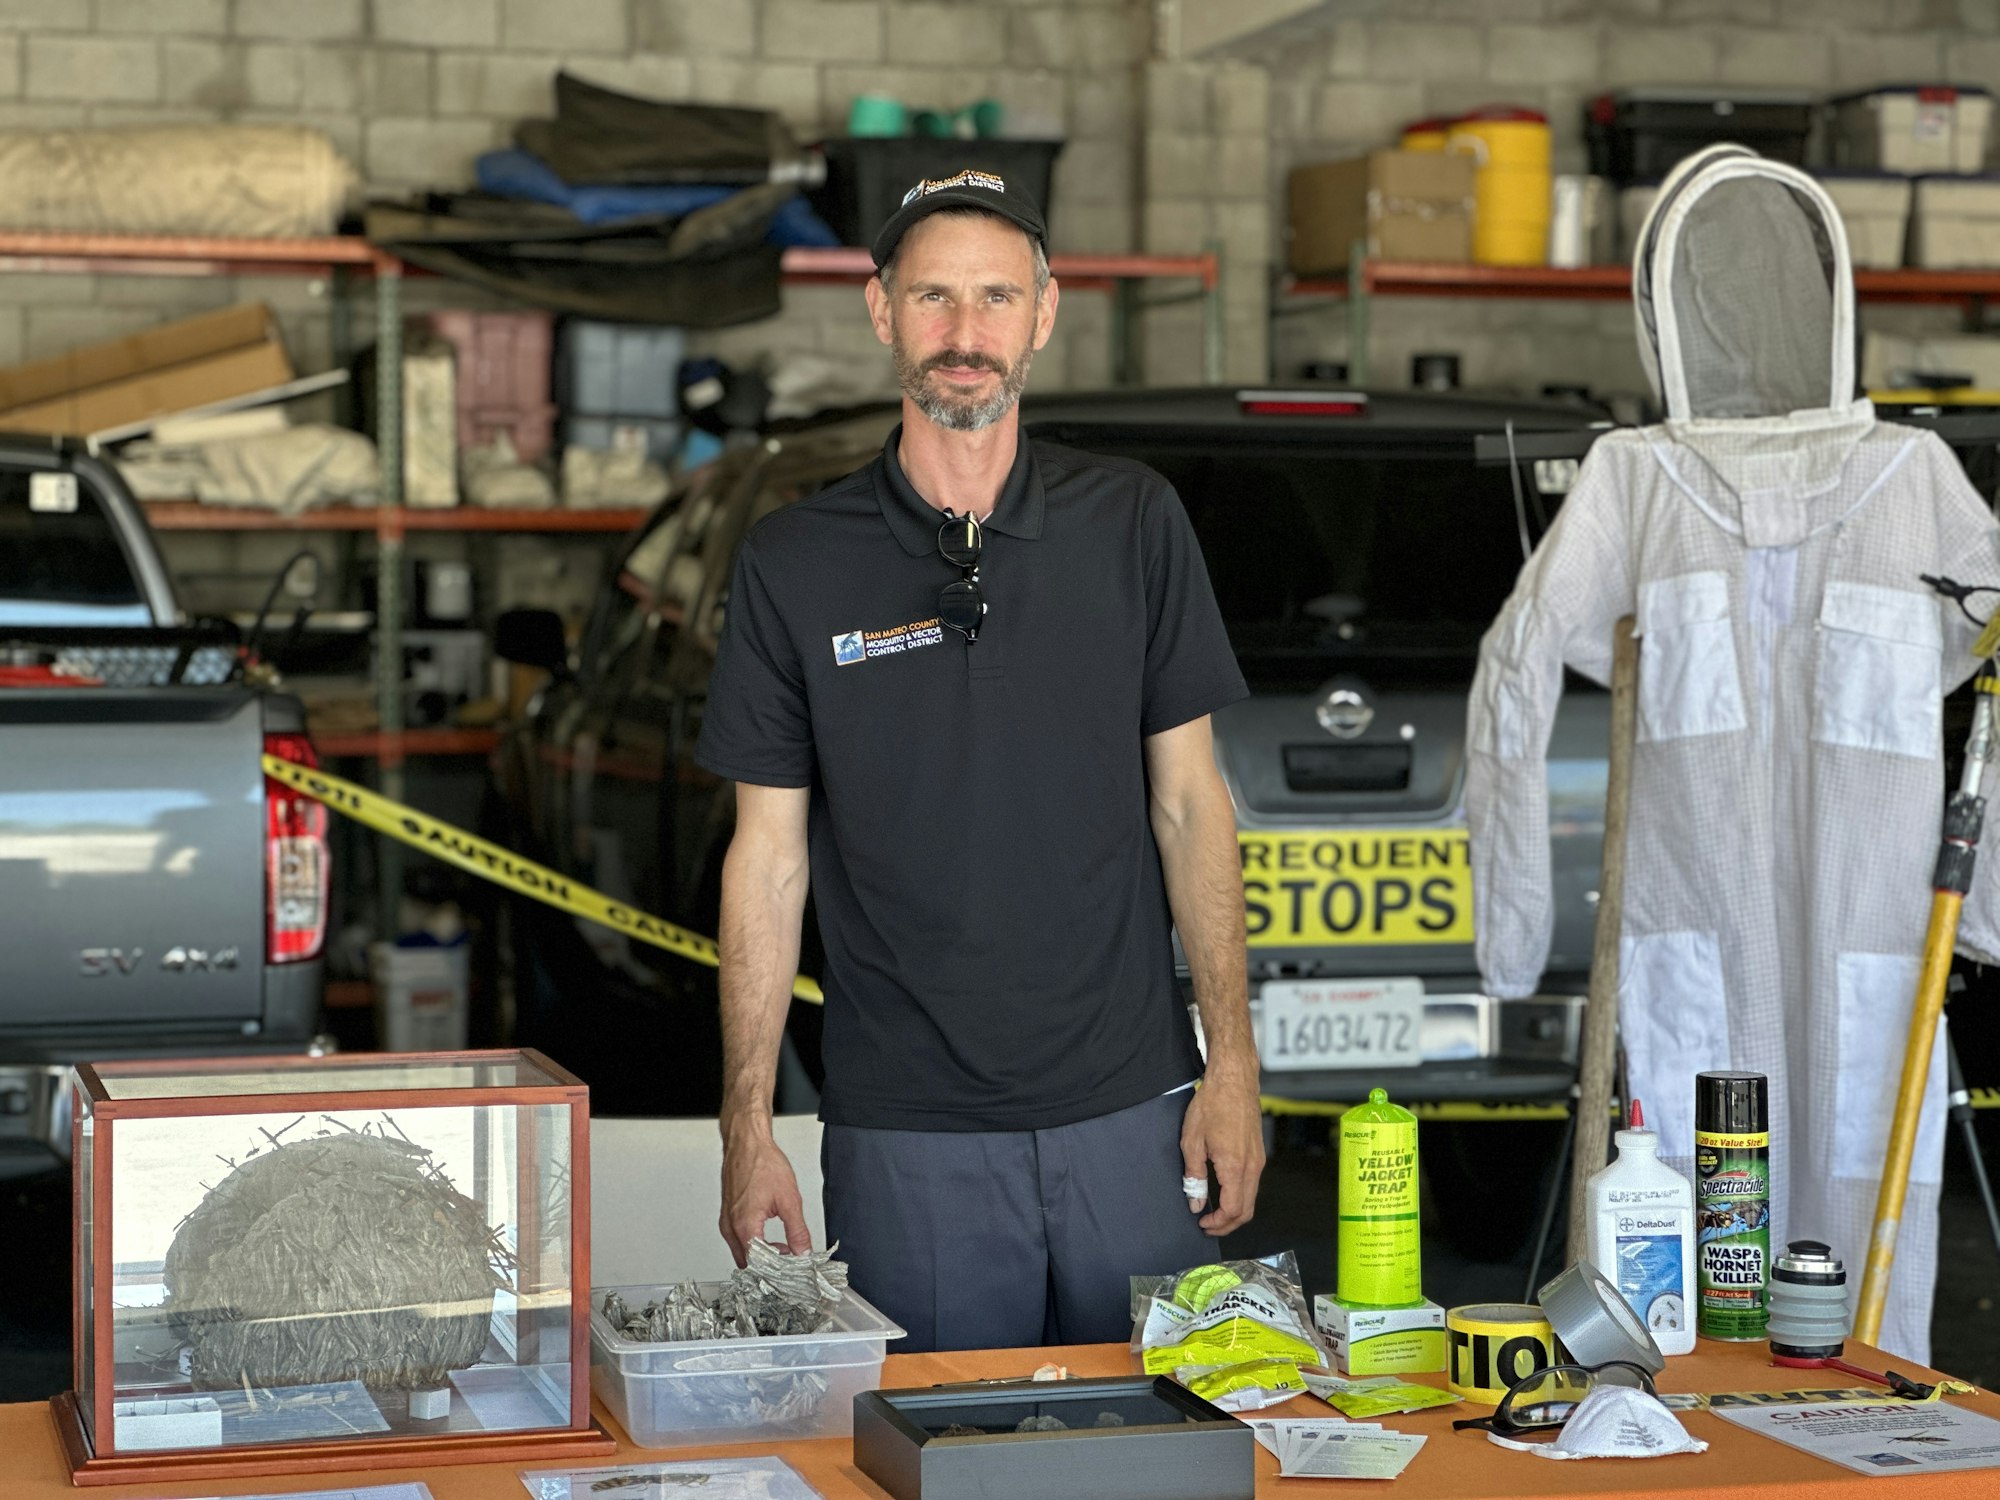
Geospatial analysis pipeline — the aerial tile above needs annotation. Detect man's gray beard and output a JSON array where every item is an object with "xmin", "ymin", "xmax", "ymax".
[{"xmin": 894, "ymin": 338, "xmax": 1036, "ymax": 432}]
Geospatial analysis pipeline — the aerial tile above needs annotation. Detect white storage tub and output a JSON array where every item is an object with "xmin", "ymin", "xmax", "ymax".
[
  {"xmin": 590, "ymin": 1283, "xmax": 904, "ymax": 1447},
  {"xmin": 1909, "ymin": 176, "xmax": 2000, "ymax": 268},
  {"xmin": 1817, "ymin": 174, "xmax": 1912, "ymax": 269},
  {"xmin": 1829, "ymin": 87, "xmax": 1992, "ymax": 176}
]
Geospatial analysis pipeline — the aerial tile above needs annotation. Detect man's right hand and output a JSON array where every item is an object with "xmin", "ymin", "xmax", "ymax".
[{"xmin": 719, "ymin": 1123, "xmax": 813, "ymax": 1266}]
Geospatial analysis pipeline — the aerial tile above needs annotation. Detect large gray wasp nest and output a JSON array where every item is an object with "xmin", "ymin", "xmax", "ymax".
[{"xmin": 164, "ymin": 1120, "xmax": 512, "ymax": 1393}]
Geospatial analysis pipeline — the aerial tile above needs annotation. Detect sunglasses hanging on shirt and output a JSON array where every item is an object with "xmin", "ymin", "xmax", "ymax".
[{"xmin": 937, "ymin": 510, "xmax": 988, "ymax": 642}]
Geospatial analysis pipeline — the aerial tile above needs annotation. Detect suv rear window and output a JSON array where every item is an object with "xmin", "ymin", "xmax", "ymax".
[
  {"xmin": 0, "ymin": 470, "xmax": 149, "ymax": 626},
  {"xmin": 1081, "ymin": 441, "xmax": 1538, "ymax": 692}
]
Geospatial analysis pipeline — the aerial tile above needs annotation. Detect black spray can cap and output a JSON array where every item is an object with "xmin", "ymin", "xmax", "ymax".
[{"xmin": 1696, "ymin": 1071, "xmax": 1768, "ymax": 1133}]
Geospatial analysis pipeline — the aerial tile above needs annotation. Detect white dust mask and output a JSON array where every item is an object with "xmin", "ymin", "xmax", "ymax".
[{"xmin": 1489, "ymin": 1384, "xmax": 1709, "ymax": 1461}]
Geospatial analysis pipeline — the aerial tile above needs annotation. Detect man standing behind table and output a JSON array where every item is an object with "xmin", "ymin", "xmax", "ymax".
[{"xmin": 696, "ymin": 171, "xmax": 1263, "ymax": 1351}]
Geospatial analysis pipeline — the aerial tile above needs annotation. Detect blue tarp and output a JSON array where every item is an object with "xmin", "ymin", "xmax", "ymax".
[{"xmin": 476, "ymin": 150, "xmax": 840, "ymax": 246}]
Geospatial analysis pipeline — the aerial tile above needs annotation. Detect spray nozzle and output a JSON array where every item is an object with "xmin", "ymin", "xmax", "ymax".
[{"xmin": 1629, "ymin": 1099, "xmax": 1645, "ymax": 1129}]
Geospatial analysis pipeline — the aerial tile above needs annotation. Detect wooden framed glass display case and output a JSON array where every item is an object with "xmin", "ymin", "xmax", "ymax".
[{"xmin": 52, "ymin": 1048, "xmax": 613, "ymax": 1485}]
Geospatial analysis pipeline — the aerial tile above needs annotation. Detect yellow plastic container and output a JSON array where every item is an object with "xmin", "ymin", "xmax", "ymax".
[
  {"xmin": 1446, "ymin": 107, "xmax": 1552, "ymax": 169},
  {"xmin": 1401, "ymin": 117, "xmax": 1451, "ymax": 153},
  {"xmin": 1447, "ymin": 108, "xmax": 1551, "ymax": 266}
]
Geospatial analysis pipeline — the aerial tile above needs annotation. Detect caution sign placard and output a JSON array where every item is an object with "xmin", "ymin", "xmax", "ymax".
[
  {"xmin": 263, "ymin": 755, "xmax": 823, "ymax": 1004},
  {"xmin": 1241, "ymin": 829, "xmax": 1472, "ymax": 947}
]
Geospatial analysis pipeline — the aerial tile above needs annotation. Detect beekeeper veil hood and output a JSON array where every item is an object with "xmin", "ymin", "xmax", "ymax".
[{"xmin": 1632, "ymin": 144, "xmax": 1879, "ymax": 548}]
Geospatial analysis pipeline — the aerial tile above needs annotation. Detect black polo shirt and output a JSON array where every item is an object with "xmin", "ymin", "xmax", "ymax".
[{"xmin": 695, "ymin": 424, "xmax": 1246, "ymax": 1131}]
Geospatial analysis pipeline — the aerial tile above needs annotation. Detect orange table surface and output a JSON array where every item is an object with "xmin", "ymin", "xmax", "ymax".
[{"xmin": 6, "ymin": 1338, "xmax": 1999, "ymax": 1499}]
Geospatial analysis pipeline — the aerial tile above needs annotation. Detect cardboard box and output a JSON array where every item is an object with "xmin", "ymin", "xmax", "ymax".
[
  {"xmin": 1313, "ymin": 1295, "xmax": 1447, "ymax": 1376},
  {"xmin": 0, "ymin": 302, "xmax": 293, "ymax": 438},
  {"xmin": 1288, "ymin": 152, "xmax": 1476, "ymax": 275}
]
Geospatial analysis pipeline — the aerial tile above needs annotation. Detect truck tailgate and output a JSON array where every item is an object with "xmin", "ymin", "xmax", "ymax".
[{"xmin": 0, "ymin": 688, "xmax": 264, "ymax": 1026}]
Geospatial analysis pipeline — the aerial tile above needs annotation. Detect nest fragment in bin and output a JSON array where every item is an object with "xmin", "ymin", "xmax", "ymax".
[{"xmin": 601, "ymin": 1241, "xmax": 854, "ymax": 1427}]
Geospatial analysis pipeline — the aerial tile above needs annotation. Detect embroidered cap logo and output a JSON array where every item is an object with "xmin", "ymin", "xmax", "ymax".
[{"xmin": 900, "ymin": 169, "xmax": 1008, "ymax": 207}]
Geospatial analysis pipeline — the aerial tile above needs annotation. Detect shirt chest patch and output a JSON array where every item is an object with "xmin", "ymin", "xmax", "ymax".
[{"xmin": 832, "ymin": 615, "xmax": 945, "ymax": 665}]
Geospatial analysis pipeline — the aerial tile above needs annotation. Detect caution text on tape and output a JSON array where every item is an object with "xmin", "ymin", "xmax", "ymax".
[{"xmin": 265, "ymin": 754, "xmax": 823, "ymax": 1004}]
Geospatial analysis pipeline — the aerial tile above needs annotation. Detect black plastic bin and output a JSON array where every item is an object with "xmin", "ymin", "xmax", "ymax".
[
  {"xmin": 810, "ymin": 137, "xmax": 1064, "ymax": 248},
  {"xmin": 1585, "ymin": 89, "xmax": 1813, "ymax": 185}
]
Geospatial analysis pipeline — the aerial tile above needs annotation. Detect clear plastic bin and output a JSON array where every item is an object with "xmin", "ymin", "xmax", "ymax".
[{"xmin": 590, "ymin": 1283, "xmax": 904, "ymax": 1447}]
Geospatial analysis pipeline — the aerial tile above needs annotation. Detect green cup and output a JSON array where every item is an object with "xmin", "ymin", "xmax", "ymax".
[
  {"xmin": 911, "ymin": 109, "xmax": 953, "ymax": 139},
  {"xmin": 847, "ymin": 93, "xmax": 907, "ymax": 138}
]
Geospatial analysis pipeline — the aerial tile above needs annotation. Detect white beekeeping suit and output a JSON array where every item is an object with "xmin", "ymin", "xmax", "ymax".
[{"xmin": 1466, "ymin": 145, "xmax": 2000, "ymax": 1363}]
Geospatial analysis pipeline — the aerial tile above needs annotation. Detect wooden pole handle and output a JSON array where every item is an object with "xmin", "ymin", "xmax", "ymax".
[{"xmin": 1566, "ymin": 615, "xmax": 1640, "ymax": 1266}]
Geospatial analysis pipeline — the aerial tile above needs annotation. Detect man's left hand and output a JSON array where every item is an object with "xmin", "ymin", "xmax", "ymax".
[{"xmin": 1180, "ymin": 1069, "xmax": 1265, "ymax": 1236}]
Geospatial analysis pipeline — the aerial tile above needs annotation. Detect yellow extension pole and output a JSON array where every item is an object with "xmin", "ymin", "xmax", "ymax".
[
  {"xmin": 1853, "ymin": 889, "xmax": 1961, "ymax": 1345},
  {"xmin": 1855, "ymin": 671, "xmax": 1998, "ymax": 1344}
]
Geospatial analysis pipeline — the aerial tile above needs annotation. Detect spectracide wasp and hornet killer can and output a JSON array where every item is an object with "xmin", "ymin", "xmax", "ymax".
[
  {"xmin": 1695, "ymin": 1071, "xmax": 1771, "ymax": 1341},
  {"xmin": 1338, "ymin": 1088, "xmax": 1422, "ymax": 1307}
]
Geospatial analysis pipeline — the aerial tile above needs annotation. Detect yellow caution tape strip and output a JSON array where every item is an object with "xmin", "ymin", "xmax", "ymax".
[{"xmin": 263, "ymin": 755, "xmax": 824, "ymax": 1004}]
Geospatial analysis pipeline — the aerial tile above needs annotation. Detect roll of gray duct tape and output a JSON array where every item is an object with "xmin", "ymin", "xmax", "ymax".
[{"xmin": 1537, "ymin": 1262, "xmax": 1666, "ymax": 1374}]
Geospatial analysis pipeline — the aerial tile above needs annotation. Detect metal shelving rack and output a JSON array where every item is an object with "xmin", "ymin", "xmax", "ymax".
[
  {"xmin": 0, "ymin": 230, "xmax": 1223, "ymax": 926},
  {"xmin": 1282, "ymin": 249, "xmax": 2000, "ymax": 383}
]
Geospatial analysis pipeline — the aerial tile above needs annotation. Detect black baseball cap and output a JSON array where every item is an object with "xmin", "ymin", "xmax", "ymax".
[{"xmin": 870, "ymin": 168, "xmax": 1048, "ymax": 269}]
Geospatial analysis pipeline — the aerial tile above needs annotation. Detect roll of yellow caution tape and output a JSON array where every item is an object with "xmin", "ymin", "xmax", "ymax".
[{"xmin": 1445, "ymin": 1302, "xmax": 1555, "ymax": 1404}]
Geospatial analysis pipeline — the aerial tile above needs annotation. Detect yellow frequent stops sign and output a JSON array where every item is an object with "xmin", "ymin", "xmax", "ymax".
[{"xmin": 1240, "ymin": 829, "xmax": 1472, "ymax": 946}]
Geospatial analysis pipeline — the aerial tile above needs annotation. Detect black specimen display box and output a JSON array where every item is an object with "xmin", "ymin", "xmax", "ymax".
[{"xmin": 852, "ymin": 1375, "xmax": 1255, "ymax": 1500}]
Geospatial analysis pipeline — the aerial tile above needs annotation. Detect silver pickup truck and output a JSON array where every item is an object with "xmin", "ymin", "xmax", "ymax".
[{"xmin": 0, "ymin": 440, "xmax": 325, "ymax": 1175}]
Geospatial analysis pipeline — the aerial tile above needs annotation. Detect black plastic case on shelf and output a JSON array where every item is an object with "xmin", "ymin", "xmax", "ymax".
[
  {"xmin": 1585, "ymin": 89, "xmax": 1814, "ymax": 184},
  {"xmin": 852, "ymin": 1375, "xmax": 1254, "ymax": 1500}
]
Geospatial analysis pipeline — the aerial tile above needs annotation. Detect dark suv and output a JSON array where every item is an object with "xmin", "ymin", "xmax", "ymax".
[{"xmin": 492, "ymin": 386, "xmax": 1613, "ymax": 1135}]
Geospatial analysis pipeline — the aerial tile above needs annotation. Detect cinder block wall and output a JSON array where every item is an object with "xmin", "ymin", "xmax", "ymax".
[
  {"xmin": 3, "ymin": 0, "xmax": 1994, "ymax": 413},
  {"xmin": 1260, "ymin": 0, "xmax": 1998, "ymax": 401}
]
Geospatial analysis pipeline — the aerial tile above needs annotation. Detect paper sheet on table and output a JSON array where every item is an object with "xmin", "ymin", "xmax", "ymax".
[
  {"xmin": 1245, "ymin": 1416, "xmax": 1380, "ymax": 1456},
  {"xmin": 1715, "ymin": 1399, "xmax": 2000, "ymax": 1477},
  {"xmin": 1272, "ymin": 1423, "xmax": 1426, "ymax": 1479},
  {"xmin": 518, "ymin": 1455, "xmax": 823, "ymax": 1500}
]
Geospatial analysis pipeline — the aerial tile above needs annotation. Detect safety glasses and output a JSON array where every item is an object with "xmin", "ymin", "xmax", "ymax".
[
  {"xmin": 1451, "ymin": 1361, "xmax": 1658, "ymax": 1437},
  {"xmin": 937, "ymin": 511, "xmax": 987, "ymax": 642}
]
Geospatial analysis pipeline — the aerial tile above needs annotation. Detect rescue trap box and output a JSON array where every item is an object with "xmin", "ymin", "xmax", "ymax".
[
  {"xmin": 54, "ymin": 1049, "xmax": 612, "ymax": 1486},
  {"xmin": 1286, "ymin": 150, "xmax": 1476, "ymax": 276},
  {"xmin": 1313, "ymin": 1295, "xmax": 1447, "ymax": 1376},
  {"xmin": 852, "ymin": 1375, "xmax": 1254, "ymax": 1500}
]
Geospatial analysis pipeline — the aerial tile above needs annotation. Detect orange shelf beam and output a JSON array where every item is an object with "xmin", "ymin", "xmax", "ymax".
[
  {"xmin": 323, "ymin": 979, "xmax": 374, "ymax": 1011},
  {"xmin": 143, "ymin": 502, "xmax": 651, "ymax": 533},
  {"xmin": 314, "ymin": 728, "xmax": 501, "ymax": 759},
  {"xmin": 1287, "ymin": 260, "xmax": 2000, "ymax": 305},
  {"xmin": 780, "ymin": 244, "xmax": 1220, "ymax": 293},
  {"xmin": 0, "ymin": 230, "xmax": 395, "ymax": 277}
]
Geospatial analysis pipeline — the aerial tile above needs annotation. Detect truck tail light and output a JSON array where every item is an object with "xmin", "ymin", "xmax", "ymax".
[{"xmin": 264, "ymin": 733, "xmax": 329, "ymax": 964}]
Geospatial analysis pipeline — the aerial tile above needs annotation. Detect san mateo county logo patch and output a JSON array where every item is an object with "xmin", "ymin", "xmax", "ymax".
[{"xmin": 831, "ymin": 617, "xmax": 944, "ymax": 665}]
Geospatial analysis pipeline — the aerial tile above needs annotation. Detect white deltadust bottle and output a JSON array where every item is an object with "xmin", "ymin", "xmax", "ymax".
[{"xmin": 1584, "ymin": 1100, "xmax": 1697, "ymax": 1357}]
